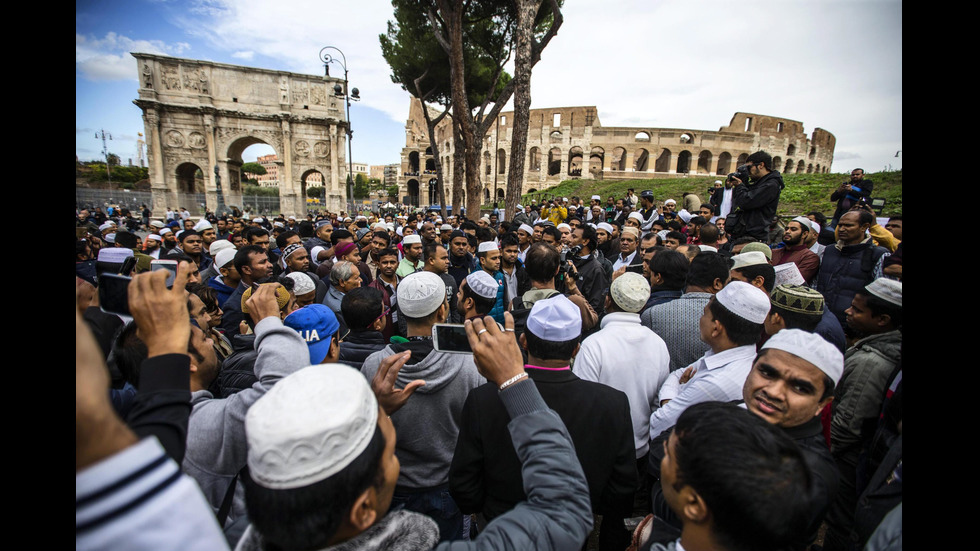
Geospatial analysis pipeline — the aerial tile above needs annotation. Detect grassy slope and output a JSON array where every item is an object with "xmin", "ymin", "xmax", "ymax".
[{"xmin": 520, "ymin": 170, "xmax": 902, "ymax": 218}]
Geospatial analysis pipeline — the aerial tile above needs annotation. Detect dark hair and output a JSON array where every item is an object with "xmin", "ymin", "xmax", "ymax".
[
  {"xmin": 244, "ymin": 227, "xmax": 269, "ymax": 242},
  {"xmin": 700, "ymin": 204, "xmax": 716, "ymax": 215},
  {"xmin": 769, "ymin": 303, "xmax": 821, "ymax": 333},
  {"xmin": 276, "ymin": 230, "xmax": 299, "ymax": 250},
  {"xmin": 342, "ymin": 287, "xmax": 384, "ymax": 332},
  {"xmin": 649, "ymin": 250, "xmax": 690, "ymax": 290},
  {"xmin": 330, "ymin": 229, "xmax": 353, "ymax": 247},
  {"xmin": 524, "ymin": 328, "xmax": 578, "ymax": 361},
  {"xmin": 188, "ymin": 283, "xmax": 219, "ymax": 312},
  {"xmin": 678, "ymin": 244, "xmax": 700, "ymax": 260},
  {"xmin": 855, "ymin": 289, "xmax": 903, "ymax": 328},
  {"xmin": 576, "ymin": 224, "xmax": 598, "ymax": 252},
  {"xmin": 466, "ymin": 234, "xmax": 478, "ymax": 249},
  {"xmin": 244, "ymin": 425, "xmax": 386, "ymax": 551},
  {"xmin": 542, "ymin": 226, "xmax": 561, "ymax": 243},
  {"xmin": 114, "ymin": 231, "xmax": 139, "ymax": 249},
  {"xmin": 499, "ymin": 232, "xmax": 519, "ymax": 249},
  {"xmin": 746, "ymin": 150, "xmax": 773, "ymax": 171},
  {"xmin": 734, "ymin": 263, "xmax": 776, "ymax": 293},
  {"xmin": 234, "ymin": 245, "xmax": 268, "ymax": 274},
  {"xmin": 297, "ymin": 220, "xmax": 315, "ymax": 238},
  {"xmin": 709, "ymin": 297, "xmax": 764, "ymax": 346},
  {"xmin": 887, "ymin": 215, "xmax": 902, "ymax": 222},
  {"xmin": 110, "ymin": 322, "xmax": 148, "ymax": 387},
  {"xmin": 475, "ymin": 226, "xmax": 494, "ymax": 244},
  {"xmin": 850, "ymin": 209, "xmax": 875, "ymax": 227},
  {"xmin": 461, "ymin": 279, "xmax": 496, "ymax": 316},
  {"xmin": 667, "ymin": 220, "xmax": 682, "ymax": 232},
  {"xmin": 162, "ymin": 250, "xmax": 193, "ymax": 264},
  {"xmin": 689, "ymin": 216, "xmax": 706, "ymax": 227},
  {"xmin": 373, "ymin": 231, "xmax": 391, "ymax": 245},
  {"xmin": 525, "ymin": 242, "xmax": 560, "ymax": 282},
  {"xmin": 686, "ymin": 252, "xmax": 729, "ymax": 289},
  {"xmin": 498, "ymin": 220, "xmax": 512, "ymax": 233},
  {"xmin": 460, "ymin": 220, "xmax": 479, "ymax": 232},
  {"xmin": 731, "ymin": 236, "xmax": 758, "ymax": 248},
  {"xmin": 665, "ymin": 231, "xmax": 685, "ymax": 244},
  {"xmin": 376, "ymin": 247, "xmax": 399, "ymax": 261},
  {"xmin": 672, "ymin": 402, "xmax": 812, "ymax": 551},
  {"xmin": 699, "ymin": 224, "xmax": 720, "ymax": 244},
  {"xmin": 422, "ymin": 240, "xmax": 444, "ymax": 262}
]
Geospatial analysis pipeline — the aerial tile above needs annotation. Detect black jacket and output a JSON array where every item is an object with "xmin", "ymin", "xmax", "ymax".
[
  {"xmin": 217, "ymin": 334, "xmax": 257, "ymax": 397},
  {"xmin": 571, "ymin": 252, "xmax": 609, "ymax": 317},
  {"xmin": 338, "ymin": 331, "xmax": 388, "ymax": 370},
  {"xmin": 727, "ymin": 170, "xmax": 784, "ymax": 241}
]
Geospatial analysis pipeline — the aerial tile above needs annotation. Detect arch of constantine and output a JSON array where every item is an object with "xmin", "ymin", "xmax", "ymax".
[
  {"xmin": 399, "ymin": 99, "xmax": 836, "ymax": 206},
  {"xmin": 133, "ymin": 53, "xmax": 349, "ymax": 215}
]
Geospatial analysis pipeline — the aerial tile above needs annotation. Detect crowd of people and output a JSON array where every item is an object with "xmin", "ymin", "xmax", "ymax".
[{"xmin": 76, "ymin": 150, "xmax": 902, "ymax": 551}]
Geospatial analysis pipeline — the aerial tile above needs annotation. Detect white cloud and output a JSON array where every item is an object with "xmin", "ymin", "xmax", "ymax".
[
  {"xmin": 231, "ymin": 51, "xmax": 254, "ymax": 60},
  {"xmin": 76, "ymin": 32, "xmax": 192, "ymax": 81}
]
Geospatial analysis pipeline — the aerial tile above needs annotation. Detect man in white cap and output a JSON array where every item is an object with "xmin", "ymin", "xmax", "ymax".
[
  {"xmin": 144, "ymin": 233, "xmax": 163, "ymax": 259},
  {"xmin": 206, "ymin": 247, "xmax": 241, "ymax": 307},
  {"xmin": 729, "ymin": 250, "xmax": 776, "ymax": 294},
  {"xmin": 451, "ymin": 294, "xmax": 635, "ymax": 550},
  {"xmin": 576, "ymin": 272, "xmax": 669, "ymax": 514},
  {"xmin": 457, "ymin": 270, "xmax": 499, "ymax": 322},
  {"xmin": 193, "ymin": 219, "xmax": 217, "ymax": 249},
  {"xmin": 360, "ymin": 271, "xmax": 485, "ymax": 542},
  {"xmin": 771, "ymin": 216, "xmax": 821, "ymax": 284},
  {"xmin": 649, "ymin": 280, "xmax": 771, "ymax": 439},
  {"xmin": 396, "ymin": 234, "xmax": 424, "ymax": 277},
  {"xmin": 804, "ymin": 218, "xmax": 826, "ymax": 261},
  {"xmin": 516, "ymin": 223, "xmax": 534, "ymax": 263},
  {"xmin": 476, "ymin": 241, "xmax": 507, "ymax": 325}
]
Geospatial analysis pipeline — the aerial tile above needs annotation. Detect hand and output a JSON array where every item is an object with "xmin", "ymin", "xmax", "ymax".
[
  {"xmin": 611, "ymin": 266, "xmax": 627, "ymax": 281},
  {"xmin": 465, "ymin": 312, "xmax": 525, "ymax": 387},
  {"xmin": 129, "ymin": 266, "xmax": 191, "ymax": 358},
  {"xmin": 679, "ymin": 365, "xmax": 697, "ymax": 385},
  {"xmin": 565, "ymin": 273, "xmax": 579, "ymax": 295},
  {"xmin": 246, "ymin": 284, "xmax": 283, "ymax": 322},
  {"xmin": 371, "ymin": 350, "xmax": 424, "ymax": 415},
  {"xmin": 239, "ymin": 320, "xmax": 250, "ymax": 335}
]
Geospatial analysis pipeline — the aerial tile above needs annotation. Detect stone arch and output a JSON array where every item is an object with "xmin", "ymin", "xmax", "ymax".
[
  {"xmin": 784, "ymin": 158, "xmax": 794, "ymax": 173},
  {"xmin": 656, "ymin": 149, "xmax": 671, "ymax": 172},
  {"xmin": 590, "ymin": 147, "xmax": 604, "ymax": 171},
  {"xmin": 787, "ymin": 144, "xmax": 796, "ymax": 157},
  {"xmin": 696, "ymin": 150, "xmax": 712, "ymax": 174},
  {"xmin": 737, "ymin": 153, "xmax": 749, "ymax": 167},
  {"xmin": 568, "ymin": 146, "xmax": 584, "ymax": 176},
  {"xmin": 496, "ymin": 188, "xmax": 505, "ymax": 200},
  {"xmin": 301, "ymin": 169, "xmax": 325, "ymax": 212},
  {"xmin": 635, "ymin": 131, "xmax": 651, "ymax": 142},
  {"xmin": 529, "ymin": 147, "xmax": 541, "ymax": 171},
  {"xmin": 716, "ymin": 152, "xmax": 732, "ymax": 174},
  {"xmin": 809, "ymin": 146, "xmax": 816, "ymax": 160},
  {"xmin": 677, "ymin": 151, "xmax": 692, "ymax": 174},
  {"xmin": 611, "ymin": 147, "xmax": 627, "ymax": 171},
  {"xmin": 497, "ymin": 148, "xmax": 507, "ymax": 174},
  {"xmin": 425, "ymin": 145, "xmax": 433, "ymax": 156},
  {"xmin": 484, "ymin": 151, "xmax": 492, "ymax": 176},
  {"xmin": 409, "ymin": 151, "xmax": 420, "ymax": 173},
  {"xmin": 634, "ymin": 148, "xmax": 650, "ymax": 172},
  {"xmin": 797, "ymin": 160, "xmax": 806, "ymax": 173},
  {"xmin": 773, "ymin": 156, "xmax": 782, "ymax": 172},
  {"xmin": 483, "ymin": 188, "xmax": 490, "ymax": 202},
  {"xmin": 550, "ymin": 130, "xmax": 562, "ymax": 142},
  {"xmin": 527, "ymin": 188, "xmax": 537, "ymax": 194},
  {"xmin": 815, "ymin": 163, "xmax": 821, "ymax": 173},
  {"xmin": 548, "ymin": 147, "xmax": 562, "ymax": 176},
  {"xmin": 425, "ymin": 158, "xmax": 435, "ymax": 171},
  {"xmin": 176, "ymin": 162, "xmax": 205, "ymax": 193},
  {"xmin": 407, "ymin": 179, "xmax": 420, "ymax": 205},
  {"xmin": 226, "ymin": 136, "xmax": 281, "ymax": 196},
  {"xmin": 807, "ymin": 163, "xmax": 814, "ymax": 173}
]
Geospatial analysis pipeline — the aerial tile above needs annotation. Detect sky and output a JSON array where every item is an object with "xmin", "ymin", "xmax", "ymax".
[{"xmin": 76, "ymin": 0, "xmax": 902, "ymax": 173}]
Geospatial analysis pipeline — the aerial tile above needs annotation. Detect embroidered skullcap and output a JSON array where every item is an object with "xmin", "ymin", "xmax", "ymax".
[
  {"xmin": 285, "ymin": 272, "xmax": 316, "ymax": 296},
  {"xmin": 246, "ymin": 364, "xmax": 377, "ymax": 489},
  {"xmin": 356, "ymin": 228, "xmax": 370, "ymax": 240},
  {"xmin": 773, "ymin": 263, "xmax": 805, "ymax": 287},
  {"xmin": 159, "ymin": 227, "xmax": 172, "ymax": 235},
  {"xmin": 146, "ymin": 233, "xmax": 163, "ymax": 242},
  {"xmin": 397, "ymin": 271, "xmax": 447, "ymax": 318},
  {"xmin": 518, "ymin": 224, "xmax": 534, "ymax": 235},
  {"xmin": 333, "ymin": 242, "xmax": 357, "ymax": 259},
  {"xmin": 770, "ymin": 284, "xmax": 824, "ymax": 315},
  {"xmin": 628, "ymin": 212, "xmax": 644, "ymax": 223},
  {"xmin": 209, "ymin": 239, "xmax": 235, "ymax": 255},
  {"xmin": 597, "ymin": 222, "xmax": 614, "ymax": 234},
  {"xmin": 864, "ymin": 279, "xmax": 902, "ymax": 307},
  {"xmin": 281, "ymin": 243, "xmax": 305, "ymax": 261},
  {"xmin": 526, "ymin": 294, "xmax": 581, "ymax": 341},
  {"xmin": 241, "ymin": 284, "xmax": 291, "ymax": 314},
  {"xmin": 193, "ymin": 220, "xmax": 213, "ymax": 232},
  {"xmin": 741, "ymin": 242, "xmax": 773, "ymax": 260},
  {"xmin": 762, "ymin": 329, "xmax": 844, "ymax": 383},
  {"xmin": 791, "ymin": 216, "xmax": 812, "ymax": 231},
  {"xmin": 215, "ymin": 248, "xmax": 237, "ymax": 270},
  {"xmin": 731, "ymin": 251, "xmax": 770, "ymax": 270},
  {"xmin": 677, "ymin": 210, "xmax": 692, "ymax": 223},
  {"xmin": 149, "ymin": 220, "xmax": 165, "ymax": 229},
  {"xmin": 98, "ymin": 248, "xmax": 132, "ymax": 263},
  {"xmin": 283, "ymin": 304, "xmax": 339, "ymax": 364},
  {"xmin": 716, "ymin": 280, "xmax": 769, "ymax": 324},
  {"xmin": 610, "ymin": 272, "xmax": 651, "ymax": 313},
  {"xmin": 557, "ymin": 223, "xmax": 571, "ymax": 231},
  {"xmin": 440, "ymin": 224, "xmax": 453, "ymax": 232},
  {"xmin": 402, "ymin": 234, "xmax": 421, "ymax": 245},
  {"xmin": 621, "ymin": 226, "xmax": 640, "ymax": 238},
  {"xmin": 640, "ymin": 190, "xmax": 654, "ymax": 199},
  {"xmin": 465, "ymin": 271, "xmax": 498, "ymax": 300},
  {"xmin": 657, "ymin": 229, "xmax": 669, "ymax": 240}
]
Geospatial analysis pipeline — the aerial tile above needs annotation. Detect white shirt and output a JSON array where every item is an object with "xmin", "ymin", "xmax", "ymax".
[
  {"xmin": 719, "ymin": 188, "xmax": 734, "ymax": 218},
  {"xmin": 649, "ymin": 344, "xmax": 757, "ymax": 439},
  {"xmin": 575, "ymin": 312, "xmax": 670, "ymax": 458},
  {"xmin": 810, "ymin": 241, "xmax": 826, "ymax": 262},
  {"xmin": 612, "ymin": 249, "xmax": 638, "ymax": 272}
]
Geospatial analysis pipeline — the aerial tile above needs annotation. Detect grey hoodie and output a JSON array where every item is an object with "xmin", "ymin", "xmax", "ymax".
[{"xmin": 361, "ymin": 343, "xmax": 486, "ymax": 488}]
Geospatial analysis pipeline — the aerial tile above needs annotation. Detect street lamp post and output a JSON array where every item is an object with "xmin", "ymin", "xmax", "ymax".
[{"xmin": 319, "ymin": 47, "xmax": 360, "ymax": 215}]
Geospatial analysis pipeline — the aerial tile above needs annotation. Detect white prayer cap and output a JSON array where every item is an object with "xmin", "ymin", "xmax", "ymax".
[
  {"xmin": 664, "ymin": 198, "xmax": 677, "ymax": 205},
  {"xmin": 809, "ymin": 220, "xmax": 821, "ymax": 233},
  {"xmin": 762, "ymin": 329, "xmax": 844, "ymax": 384},
  {"xmin": 563, "ymin": 197, "xmax": 568, "ymax": 202},
  {"xmin": 518, "ymin": 224, "xmax": 534, "ymax": 235},
  {"xmin": 791, "ymin": 216, "xmax": 812, "ymax": 231},
  {"xmin": 677, "ymin": 209, "xmax": 692, "ymax": 223},
  {"xmin": 252, "ymin": 217, "xmax": 264, "ymax": 223},
  {"xmin": 465, "ymin": 271, "xmax": 498, "ymax": 300},
  {"xmin": 373, "ymin": 222, "xmax": 387, "ymax": 231},
  {"xmin": 98, "ymin": 248, "xmax": 132, "ymax": 263},
  {"xmin": 516, "ymin": 204, "xmax": 523, "ymax": 210},
  {"xmin": 628, "ymin": 212, "xmax": 644, "ymax": 222},
  {"xmin": 865, "ymin": 279, "xmax": 902, "ymax": 307},
  {"xmin": 159, "ymin": 227, "xmax": 172, "ymax": 235},
  {"xmin": 402, "ymin": 234, "xmax": 422, "ymax": 245},
  {"xmin": 731, "ymin": 251, "xmax": 770, "ymax": 270},
  {"xmin": 344, "ymin": 217, "xmax": 352, "ymax": 222},
  {"xmin": 477, "ymin": 241, "xmax": 498, "ymax": 253},
  {"xmin": 149, "ymin": 220, "xmax": 165, "ymax": 229},
  {"xmin": 716, "ymin": 280, "xmax": 770, "ymax": 324},
  {"xmin": 146, "ymin": 233, "xmax": 163, "ymax": 242},
  {"xmin": 773, "ymin": 263, "xmax": 805, "ymax": 287},
  {"xmin": 289, "ymin": 216, "xmax": 297, "ymax": 220},
  {"xmin": 557, "ymin": 223, "xmax": 571, "ymax": 231},
  {"xmin": 587, "ymin": 223, "xmax": 597, "ymax": 229},
  {"xmin": 396, "ymin": 226, "xmax": 404, "ymax": 236},
  {"xmin": 481, "ymin": 214, "xmax": 491, "ymax": 221},
  {"xmin": 215, "ymin": 248, "xmax": 237, "ymax": 269},
  {"xmin": 590, "ymin": 195, "xmax": 601, "ymax": 200},
  {"xmin": 273, "ymin": 221, "xmax": 285, "ymax": 228},
  {"xmin": 597, "ymin": 222, "xmax": 614, "ymax": 234},
  {"xmin": 714, "ymin": 180, "xmax": 723, "ymax": 185},
  {"xmin": 657, "ymin": 229, "xmax": 669, "ymax": 240},
  {"xmin": 526, "ymin": 294, "xmax": 581, "ymax": 341},
  {"xmin": 193, "ymin": 220, "xmax": 213, "ymax": 231},
  {"xmin": 209, "ymin": 239, "xmax": 235, "ymax": 256},
  {"xmin": 246, "ymin": 364, "xmax": 379, "ymax": 490},
  {"xmin": 440, "ymin": 224, "xmax": 453, "ymax": 232},
  {"xmin": 386, "ymin": 223, "xmax": 395, "ymax": 232},
  {"xmin": 175, "ymin": 230, "xmax": 185, "ymax": 240},
  {"xmin": 610, "ymin": 272, "xmax": 651, "ymax": 313},
  {"xmin": 397, "ymin": 271, "xmax": 447, "ymax": 318},
  {"xmin": 698, "ymin": 245, "xmax": 718, "ymax": 253},
  {"xmin": 99, "ymin": 222, "xmax": 114, "ymax": 232},
  {"xmin": 104, "ymin": 233, "xmax": 116, "ymax": 243},
  {"xmin": 356, "ymin": 215, "xmax": 368, "ymax": 221},
  {"xmin": 286, "ymin": 272, "xmax": 316, "ymax": 296}
]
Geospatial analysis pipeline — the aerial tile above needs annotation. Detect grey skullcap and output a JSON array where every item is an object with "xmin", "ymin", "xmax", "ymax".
[
  {"xmin": 791, "ymin": 216, "xmax": 812, "ymax": 231},
  {"xmin": 286, "ymin": 272, "xmax": 316, "ymax": 296},
  {"xmin": 149, "ymin": 220, "xmax": 165, "ymax": 229},
  {"xmin": 762, "ymin": 329, "xmax": 844, "ymax": 383},
  {"xmin": 315, "ymin": 219, "xmax": 331, "ymax": 229},
  {"xmin": 214, "ymin": 248, "xmax": 237, "ymax": 270},
  {"xmin": 465, "ymin": 271, "xmax": 498, "ymax": 300},
  {"xmin": 440, "ymin": 224, "xmax": 453, "ymax": 232},
  {"xmin": 731, "ymin": 251, "xmax": 770, "ymax": 270},
  {"xmin": 402, "ymin": 234, "xmax": 422, "ymax": 245},
  {"xmin": 610, "ymin": 272, "xmax": 651, "ymax": 313},
  {"xmin": 716, "ymin": 280, "xmax": 770, "ymax": 324},
  {"xmin": 397, "ymin": 271, "xmax": 447, "ymax": 318},
  {"xmin": 740, "ymin": 242, "xmax": 773, "ymax": 260},
  {"xmin": 526, "ymin": 294, "xmax": 581, "ymax": 342},
  {"xmin": 865, "ymin": 279, "xmax": 902, "ymax": 307},
  {"xmin": 193, "ymin": 220, "xmax": 213, "ymax": 232},
  {"xmin": 246, "ymin": 364, "xmax": 379, "ymax": 489},
  {"xmin": 209, "ymin": 239, "xmax": 235, "ymax": 256}
]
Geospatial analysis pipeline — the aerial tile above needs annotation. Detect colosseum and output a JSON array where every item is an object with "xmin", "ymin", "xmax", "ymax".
[{"xmin": 398, "ymin": 98, "xmax": 835, "ymax": 206}]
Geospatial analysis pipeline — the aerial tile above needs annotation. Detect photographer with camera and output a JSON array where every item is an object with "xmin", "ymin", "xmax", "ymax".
[
  {"xmin": 562, "ymin": 225, "xmax": 609, "ymax": 318},
  {"xmin": 830, "ymin": 168, "xmax": 873, "ymax": 228},
  {"xmin": 723, "ymin": 151, "xmax": 784, "ymax": 244}
]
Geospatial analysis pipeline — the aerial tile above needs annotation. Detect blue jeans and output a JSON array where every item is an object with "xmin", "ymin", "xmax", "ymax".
[{"xmin": 391, "ymin": 485, "xmax": 464, "ymax": 543}]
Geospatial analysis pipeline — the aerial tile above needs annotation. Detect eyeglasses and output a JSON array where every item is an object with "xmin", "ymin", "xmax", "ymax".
[{"xmin": 367, "ymin": 305, "xmax": 392, "ymax": 329}]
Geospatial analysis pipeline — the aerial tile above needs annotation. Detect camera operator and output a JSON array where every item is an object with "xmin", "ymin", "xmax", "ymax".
[
  {"xmin": 561, "ymin": 225, "xmax": 609, "ymax": 318},
  {"xmin": 830, "ymin": 168, "xmax": 873, "ymax": 228},
  {"xmin": 723, "ymin": 151, "xmax": 784, "ymax": 244}
]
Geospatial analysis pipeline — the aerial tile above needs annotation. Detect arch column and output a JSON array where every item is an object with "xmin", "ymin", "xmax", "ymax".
[
  {"xmin": 624, "ymin": 150, "xmax": 635, "ymax": 173},
  {"xmin": 144, "ymin": 109, "xmax": 176, "ymax": 210},
  {"xmin": 203, "ymin": 113, "xmax": 221, "ymax": 213},
  {"xmin": 279, "ymin": 118, "xmax": 301, "ymax": 216},
  {"xmin": 329, "ymin": 125, "xmax": 341, "ymax": 212},
  {"xmin": 669, "ymin": 152, "xmax": 679, "ymax": 174}
]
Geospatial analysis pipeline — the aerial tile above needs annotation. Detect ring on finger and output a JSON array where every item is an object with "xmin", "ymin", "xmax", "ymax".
[{"xmin": 477, "ymin": 329, "xmax": 488, "ymax": 336}]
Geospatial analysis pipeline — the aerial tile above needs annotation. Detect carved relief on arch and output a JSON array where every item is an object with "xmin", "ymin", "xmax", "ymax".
[
  {"xmin": 291, "ymin": 82, "xmax": 309, "ymax": 104},
  {"xmin": 188, "ymin": 132, "xmax": 207, "ymax": 149},
  {"xmin": 295, "ymin": 140, "xmax": 311, "ymax": 157},
  {"xmin": 165, "ymin": 130, "xmax": 185, "ymax": 148},
  {"xmin": 161, "ymin": 65, "xmax": 181, "ymax": 90},
  {"xmin": 313, "ymin": 141, "xmax": 330, "ymax": 158}
]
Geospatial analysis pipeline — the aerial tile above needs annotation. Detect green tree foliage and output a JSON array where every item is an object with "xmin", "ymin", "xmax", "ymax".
[
  {"xmin": 106, "ymin": 153, "xmax": 121, "ymax": 167},
  {"xmin": 306, "ymin": 186, "xmax": 324, "ymax": 197},
  {"xmin": 387, "ymin": 184, "xmax": 401, "ymax": 199},
  {"xmin": 353, "ymin": 179, "xmax": 371, "ymax": 199},
  {"xmin": 241, "ymin": 162, "xmax": 267, "ymax": 178},
  {"xmin": 243, "ymin": 184, "xmax": 279, "ymax": 197}
]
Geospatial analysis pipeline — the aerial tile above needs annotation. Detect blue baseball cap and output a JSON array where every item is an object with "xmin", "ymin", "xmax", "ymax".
[{"xmin": 283, "ymin": 304, "xmax": 340, "ymax": 364}]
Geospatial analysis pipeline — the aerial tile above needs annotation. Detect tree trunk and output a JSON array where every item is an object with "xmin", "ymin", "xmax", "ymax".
[
  {"xmin": 505, "ymin": 0, "xmax": 542, "ymax": 222},
  {"xmin": 452, "ymin": 117, "xmax": 466, "ymax": 216}
]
